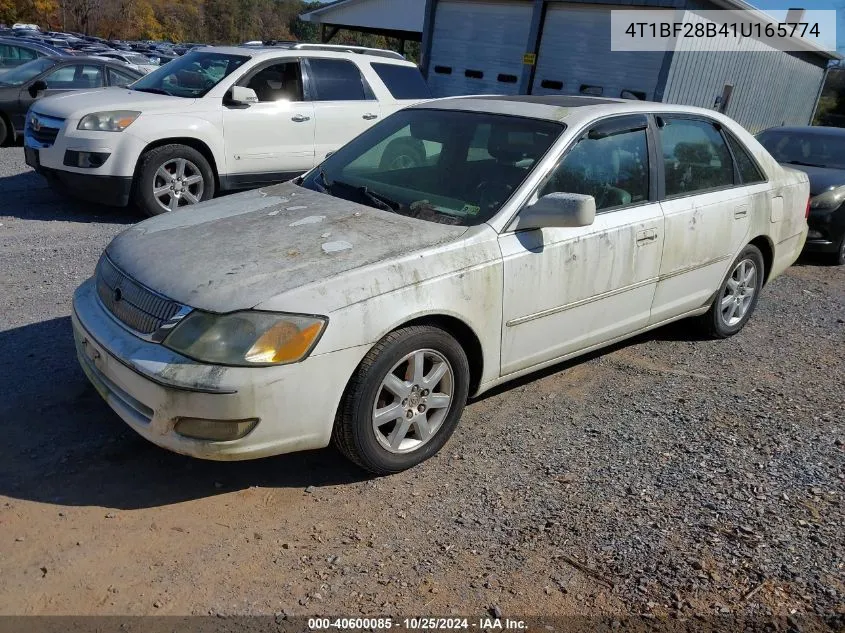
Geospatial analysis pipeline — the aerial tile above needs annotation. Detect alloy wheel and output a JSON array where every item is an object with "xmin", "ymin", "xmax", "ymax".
[
  {"xmin": 152, "ymin": 157, "xmax": 204, "ymax": 213},
  {"xmin": 720, "ymin": 258, "xmax": 757, "ymax": 327}
]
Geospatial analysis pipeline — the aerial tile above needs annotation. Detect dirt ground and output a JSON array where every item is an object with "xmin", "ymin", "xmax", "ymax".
[{"xmin": 1, "ymin": 147, "xmax": 843, "ymax": 623}]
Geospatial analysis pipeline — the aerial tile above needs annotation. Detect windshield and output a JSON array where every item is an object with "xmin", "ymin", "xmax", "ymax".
[
  {"xmin": 757, "ymin": 130, "xmax": 845, "ymax": 170},
  {"xmin": 130, "ymin": 51, "xmax": 249, "ymax": 98},
  {"xmin": 299, "ymin": 109, "xmax": 564, "ymax": 226},
  {"xmin": 0, "ymin": 57, "xmax": 56, "ymax": 86}
]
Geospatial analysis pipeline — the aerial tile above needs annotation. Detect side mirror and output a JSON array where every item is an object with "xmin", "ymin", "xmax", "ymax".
[
  {"xmin": 226, "ymin": 85, "xmax": 258, "ymax": 107},
  {"xmin": 508, "ymin": 193, "xmax": 596, "ymax": 231},
  {"xmin": 28, "ymin": 79, "xmax": 47, "ymax": 98}
]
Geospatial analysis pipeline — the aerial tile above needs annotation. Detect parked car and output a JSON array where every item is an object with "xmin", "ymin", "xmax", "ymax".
[
  {"xmin": 0, "ymin": 56, "xmax": 142, "ymax": 145},
  {"xmin": 71, "ymin": 97, "xmax": 809, "ymax": 474},
  {"xmin": 0, "ymin": 36, "xmax": 69, "ymax": 71},
  {"xmin": 756, "ymin": 126, "xmax": 845, "ymax": 265},
  {"xmin": 24, "ymin": 44, "xmax": 432, "ymax": 216},
  {"xmin": 94, "ymin": 51, "xmax": 158, "ymax": 74}
]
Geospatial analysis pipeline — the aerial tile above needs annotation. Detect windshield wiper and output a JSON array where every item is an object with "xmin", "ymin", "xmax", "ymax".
[
  {"xmin": 358, "ymin": 186, "xmax": 399, "ymax": 211},
  {"xmin": 786, "ymin": 160, "xmax": 825, "ymax": 168},
  {"xmin": 132, "ymin": 87, "xmax": 173, "ymax": 96}
]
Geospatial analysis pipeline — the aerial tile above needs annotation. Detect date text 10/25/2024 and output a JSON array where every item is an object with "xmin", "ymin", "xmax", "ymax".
[{"xmin": 308, "ymin": 618, "xmax": 528, "ymax": 630}]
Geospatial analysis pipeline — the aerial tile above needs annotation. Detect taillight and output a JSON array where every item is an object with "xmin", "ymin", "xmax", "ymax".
[{"xmin": 805, "ymin": 198, "xmax": 811, "ymax": 219}]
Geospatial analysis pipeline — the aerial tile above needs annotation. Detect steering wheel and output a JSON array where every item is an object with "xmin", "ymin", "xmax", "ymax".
[{"xmin": 474, "ymin": 181, "xmax": 514, "ymax": 212}]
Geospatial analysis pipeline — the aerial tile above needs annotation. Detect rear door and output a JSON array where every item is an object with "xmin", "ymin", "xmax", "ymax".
[
  {"xmin": 650, "ymin": 115, "xmax": 754, "ymax": 323},
  {"xmin": 303, "ymin": 57, "xmax": 382, "ymax": 163},
  {"xmin": 222, "ymin": 59, "xmax": 316, "ymax": 183}
]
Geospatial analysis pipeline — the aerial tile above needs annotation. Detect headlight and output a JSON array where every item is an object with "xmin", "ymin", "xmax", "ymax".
[
  {"xmin": 77, "ymin": 111, "xmax": 140, "ymax": 132},
  {"xmin": 809, "ymin": 185, "xmax": 845, "ymax": 211},
  {"xmin": 163, "ymin": 311, "xmax": 327, "ymax": 366}
]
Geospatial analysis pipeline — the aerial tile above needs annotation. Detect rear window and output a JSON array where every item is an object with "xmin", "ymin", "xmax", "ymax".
[{"xmin": 371, "ymin": 62, "xmax": 431, "ymax": 100}]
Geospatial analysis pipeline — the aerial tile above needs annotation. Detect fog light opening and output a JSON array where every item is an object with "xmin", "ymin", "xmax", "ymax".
[{"xmin": 173, "ymin": 417, "xmax": 259, "ymax": 441}]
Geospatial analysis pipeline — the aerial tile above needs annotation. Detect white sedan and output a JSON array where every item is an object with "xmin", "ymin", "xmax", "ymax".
[{"xmin": 71, "ymin": 96, "xmax": 810, "ymax": 474}]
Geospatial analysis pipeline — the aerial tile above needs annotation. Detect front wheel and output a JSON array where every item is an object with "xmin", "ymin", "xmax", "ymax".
[
  {"xmin": 0, "ymin": 115, "xmax": 9, "ymax": 146},
  {"xmin": 333, "ymin": 326, "xmax": 470, "ymax": 475},
  {"xmin": 700, "ymin": 244, "xmax": 765, "ymax": 338},
  {"xmin": 825, "ymin": 235, "xmax": 845, "ymax": 266},
  {"xmin": 133, "ymin": 144, "xmax": 215, "ymax": 216}
]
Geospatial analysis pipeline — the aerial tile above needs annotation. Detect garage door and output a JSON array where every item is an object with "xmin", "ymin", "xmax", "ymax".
[
  {"xmin": 532, "ymin": 4, "xmax": 665, "ymax": 100},
  {"xmin": 428, "ymin": 0, "xmax": 533, "ymax": 97}
]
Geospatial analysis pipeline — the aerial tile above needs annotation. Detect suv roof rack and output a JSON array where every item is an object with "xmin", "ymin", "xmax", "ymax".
[{"xmin": 289, "ymin": 42, "xmax": 405, "ymax": 60}]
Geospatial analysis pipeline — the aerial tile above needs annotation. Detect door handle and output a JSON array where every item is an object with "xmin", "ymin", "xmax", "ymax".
[
  {"xmin": 734, "ymin": 204, "xmax": 748, "ymax": 219},
  {"xmin": 291, "ymin": 114, "xmax": 311, "ymax": 123},
  {"xmin": 362, "ymin": 113, "xmax": 379, "ymax": 120},
  {"xmin": 636, "ymin": 229, "xmax": 658, "ymax": 245}
]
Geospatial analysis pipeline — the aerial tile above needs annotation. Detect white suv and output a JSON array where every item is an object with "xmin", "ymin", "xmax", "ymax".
[{"xmin": 23, "ymin": 44, "xmax": 431, "ymax": 216}]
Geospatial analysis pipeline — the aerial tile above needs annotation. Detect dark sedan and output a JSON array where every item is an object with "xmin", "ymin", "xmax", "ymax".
[
  {"xmin": 0, "ymin": 56, "xmax": 142, "ymax": 145},
  {"xmin": 0, "ymin": 36, "xmax": 71, "ymax": 71},
  {"xmin": 757, "ymin": 126, "xmax": 845, "ymax": 265}
]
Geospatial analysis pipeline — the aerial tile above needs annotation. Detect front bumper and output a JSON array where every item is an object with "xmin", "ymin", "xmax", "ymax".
[
  {"xmin": 72, "ymin": 278, "xmax": 368, "ymax": 460},
  {"xmin": 803, "ymin": 208, "xmax": 845, "ymax": 253},
  {"xmin": 25, "ymin": 119, "xmax": 148, "ymax": 207}
]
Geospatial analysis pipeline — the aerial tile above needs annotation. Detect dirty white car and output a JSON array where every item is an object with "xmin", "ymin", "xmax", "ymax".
[{"xmin": 72, "ymin": 96, "xmax": 809, "ymax": 474}]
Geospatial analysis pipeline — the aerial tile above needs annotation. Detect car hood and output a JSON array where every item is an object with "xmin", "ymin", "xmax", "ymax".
[
  {"xmin": 32, "ymin": 87, "xmax": 196, "ymax": 118},
  {"xmin": 105, "ymin": 183, "xmax": 469, "ymax": 313},
  {"xmin": 781, "ymin": 163, "xmax": 845, "ymax": 196}
]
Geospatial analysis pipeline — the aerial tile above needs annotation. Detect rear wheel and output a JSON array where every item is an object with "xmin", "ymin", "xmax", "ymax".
[
  {"xmin": 700, "ymin": 244, "xmax": 765, "ymax": 338},
  {"xmin": 333, "ymin": 326, "xmax": 470, "ymax": 475},
  {"xmin": 133, "ymin": 144, "xmax": 215, "ymax": 216}
]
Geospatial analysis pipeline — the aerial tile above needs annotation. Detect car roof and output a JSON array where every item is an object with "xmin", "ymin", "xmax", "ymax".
[
  {"xmin": 191, "ymin": 44, "xmax": 416, "ymax": 66},
  {"xmin": 411, "ymin": 95, "xmax": 747, "ymax": 126},
  {"xmin": 758, "ymin": 126, "xmax": 845, "ymax": 137}
]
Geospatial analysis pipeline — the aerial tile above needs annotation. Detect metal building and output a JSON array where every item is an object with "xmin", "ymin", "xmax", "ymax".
[{"xmin": 419, "ymin": 0, "xmax": 839, "ymax": 132}]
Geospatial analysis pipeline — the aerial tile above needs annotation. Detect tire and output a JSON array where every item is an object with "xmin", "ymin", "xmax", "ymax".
[
  {"xmin": 378, "ymin": 137, "xmax": 426, "ymax": 171},
  {"xmin": 700, "ymin": 244, "xmax": 765, "ymax": 339},
  {"xmin": 825, "ymin": 235, "xmax": 845, "ymax": 266},
  {"xmin": 332, "ymin": 325, "xmax": 470, "ymax": 475},
  {"xmin": 133, "ymin": 144, "xmax": 215, "ymax": 217},
  {"xmin": 0, "ymin": 115, "xmax": 8, "ymax": 147}
]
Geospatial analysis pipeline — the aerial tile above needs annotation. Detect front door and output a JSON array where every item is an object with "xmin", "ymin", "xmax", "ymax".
[
  {"xmin": 222, "ymin": 59, "xmax": 316, "ymax": 183},
  {"xmin": 18, "ymin": 63, "xmax": 105, "ymax": 129},
  {"xmin": 649, "ymin": 116, "xmax": 752, "ymax": 324},
  {"xmin": 499, "ymin": 115, "xmax": 665, "ymax": 375},
  {"xmin": 304, "ymin": 57, "xmax": 382, "ymax": 162}
]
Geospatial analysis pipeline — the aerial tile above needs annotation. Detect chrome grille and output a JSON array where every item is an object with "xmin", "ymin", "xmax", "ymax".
[
  {"xmin": 25, "ymin": 112, "xmax": 65, "ymax": 148},
  {"xmin": 96, "ymin": 255, "xmax": 181, "ymax": 335}
]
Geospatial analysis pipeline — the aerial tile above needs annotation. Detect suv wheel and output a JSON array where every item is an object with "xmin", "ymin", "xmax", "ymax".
[
  {"xmin": 134, "ymin": 144, "xmax": 215, "ymax": 216},
  {"xmin": 332, "ymin": 326, "xmax": 470, "ymax": 475}
]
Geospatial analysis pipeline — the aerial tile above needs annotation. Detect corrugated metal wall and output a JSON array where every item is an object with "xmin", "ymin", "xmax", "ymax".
[{"xmin": 662, "ymin": 8, "xmax": 827, "ymax": 132}]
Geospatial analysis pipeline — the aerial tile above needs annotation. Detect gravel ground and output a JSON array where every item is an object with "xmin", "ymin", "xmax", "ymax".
[{"xmin": 0, "ymin": 145, "xmax": 843, "ymax": 624}]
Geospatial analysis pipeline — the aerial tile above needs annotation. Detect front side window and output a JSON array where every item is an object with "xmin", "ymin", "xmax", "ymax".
[
  {"xmin": 540, "ymin": 115, "xmax": 650, "ymax": 211},
  {"xmin": 660, "ymin": 117, "xmax": 734, "ymax": 196},
  {"xmin": 130, "ymin": 51, "xmax": 249, "ymax": 98},
  {"xmin": 44, "ymin": 64, "xmax": 104, "ymax": 88},
  {"xmin": 241, "ymin": 61, "xmax": 303, "ymax": 102},
  {"xmin": 307, "ymin": 58, "xmax": 373, "ymax": 101},
  {"xmin": 299, "ymin": 109, "xmax": 563, "ymax": 226},
  {"xmin": 0, "ymin": 57, "xmax": 55, "ymax": 85},
  {"xmin": 370, "ymin": 62, "xmax": 431, "ymax": 100},
  {"xmin": 756, "ymin": 130, "xmax": 845, "ymax": 170}
]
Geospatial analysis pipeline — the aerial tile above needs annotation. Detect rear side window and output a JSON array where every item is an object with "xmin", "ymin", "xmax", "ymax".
[
  {"xmin": 659, "ymin": 118, "xmax": 734, "ymax": 196},
  {"xmin": 108, "ymin": 67, "xmax": 137, "ymax": 87},
  {"xmin": 307, "ymin": 58, "xmax": 373, "ymax": 101},
  {"xmin": 725, "ymin": 133, "xmax": 766, "ymax": 184},
  {"xmin": 370, "ymin": 62, "xmax": 431, "ymax": 100}
]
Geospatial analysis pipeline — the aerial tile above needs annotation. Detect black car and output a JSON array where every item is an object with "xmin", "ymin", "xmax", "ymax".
[
  {"xmin": 0, "ymin": 56, "xmax": 142, "ymax": 145},
  {"xmin": 0, "ymin": 36, "xmax": 70, "ymax": 71},
  {"xmin": 757, "ymin": 126, "xmax": 845, "ymax": 265}
]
